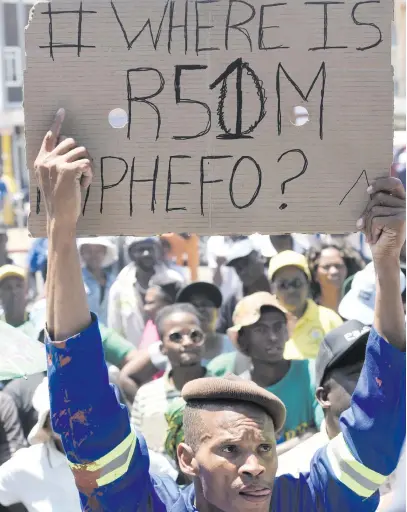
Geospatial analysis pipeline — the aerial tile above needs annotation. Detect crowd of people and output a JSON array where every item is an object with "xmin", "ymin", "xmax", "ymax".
[{"xmin": 0, "ymin": 110, "xmax": 405, "ymax": 512}]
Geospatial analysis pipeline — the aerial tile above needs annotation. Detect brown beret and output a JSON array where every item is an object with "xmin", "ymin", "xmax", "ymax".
[{"xmin": 182, "ymin": 375, "xmax": 286, "ymax": 433}]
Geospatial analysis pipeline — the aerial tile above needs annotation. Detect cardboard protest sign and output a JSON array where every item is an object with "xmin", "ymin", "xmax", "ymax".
[{"xmin": 24, "ymin": 0, "xmax": 392, "ymax": 236}]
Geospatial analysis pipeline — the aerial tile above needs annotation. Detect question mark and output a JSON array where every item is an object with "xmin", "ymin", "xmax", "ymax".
[{"xmin": 277, "ymin": 149, "xmax": 308, "ymax": 210}]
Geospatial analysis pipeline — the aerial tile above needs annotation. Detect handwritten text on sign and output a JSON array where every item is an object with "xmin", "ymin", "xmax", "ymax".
[{"xmin": 24, "ymin": 0, "xmax": 392, "ymax": 236}]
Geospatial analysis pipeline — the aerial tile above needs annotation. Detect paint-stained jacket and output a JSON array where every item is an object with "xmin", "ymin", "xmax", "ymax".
[{"xmin": 46, "ymin": 316, "xmax": 406, "ymax": 511}]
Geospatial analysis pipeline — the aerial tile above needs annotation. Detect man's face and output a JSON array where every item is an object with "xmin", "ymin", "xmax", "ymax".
[
  {"xmin": 326, "ymin": 361, "xmax": 363, "ymax": 418},
  {"xmin": 129, "ymin": 242, "xmax": 158, "ymax": 271},
  {"xmin": 0, "ymin": 276, "xmax": 25, "ymax": 314},
  {"xmin": 273, "ymin": 266, "xmax": 309, "ymax": 313},
  {"xmin": 239, "ymin": 309, "xmax": 288, "ymax": 363},
  {"xmin": 161, "ymin": 311, "xmax": 205, "ymax": 368},
  {"xmin": 182, "ymin": 404, "xmax": 277, "ymax": 512},
  {"xmin": 318, "ymin": 360, "xmax": 363, "ymax": 438},
  {"xmin": 80, "ymin": 244, "xmax": 107, "ymax": 270},
  {"xmin": 189, "ymin": 293, "xmax": 216, "ymax": 333},
  {"xmin": 230, "ymin": 252, "xmax": 265, "ymax": 288}
]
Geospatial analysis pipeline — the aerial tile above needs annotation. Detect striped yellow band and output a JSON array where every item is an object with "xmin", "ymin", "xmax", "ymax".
[
  {"xmin": 69, "ymin": 429, "xmax": 137, "ymax": 488},
  {"xmin": 327, "ymin": 433, "xmax": 387, "ymax": 498}
]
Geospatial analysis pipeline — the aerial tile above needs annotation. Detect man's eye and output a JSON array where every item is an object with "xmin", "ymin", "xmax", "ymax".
[
  {"xmin": 259, "ymin": 444, "xmax": 273, "ymax": 453},
  {"xmin": 222, "ymin": 445, "xmax": 238, "ymax": 454}
]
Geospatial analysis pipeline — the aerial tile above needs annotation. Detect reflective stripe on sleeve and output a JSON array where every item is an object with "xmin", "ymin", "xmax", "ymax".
[
  {"xmin": 326, "ymin": 433, "xmax": 387, "ymax": 498},
  {"xmin": 68, "ymin": 429, "xmax": 137, "ymax": 488}
]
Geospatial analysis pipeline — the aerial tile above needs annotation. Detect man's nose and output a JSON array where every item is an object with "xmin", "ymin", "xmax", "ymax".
[
  {"xmin": 329, "ymin": 265, "xmax": 339, "ymax": 275},
  {"xmin": 239, "ymin": 454, "xmax": 265, "ymax": 478}
]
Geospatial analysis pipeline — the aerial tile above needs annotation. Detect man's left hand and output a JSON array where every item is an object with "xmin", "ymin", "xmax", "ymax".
[{"xmin": 358, "ymin": 177, "xmax": 405, "ymax": 263}]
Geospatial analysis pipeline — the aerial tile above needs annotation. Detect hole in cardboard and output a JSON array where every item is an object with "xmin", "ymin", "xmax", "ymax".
[
  {"xmin": 108, "ymin": 108, "xmax": 128, "ymax": 129},
  {"xmin": 291, "ymin": 106, "xmax": 309, "ymax": 127}
]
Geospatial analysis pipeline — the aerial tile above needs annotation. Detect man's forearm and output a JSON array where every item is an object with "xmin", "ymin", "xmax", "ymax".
[
  {"xmin": 47, "ymin": 222, "xmax": 91, "ymax": 340},
  {"xmin": 374, "ymin": 258, "xmax": 406, "ymax": 351}
]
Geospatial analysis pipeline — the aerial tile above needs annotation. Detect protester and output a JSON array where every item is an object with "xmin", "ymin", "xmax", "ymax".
[
  {"xmin": 0, "ymin": 392, "xmax": 26, "ymax": 466},
  {"xmin": 77, "ymin": 237, "xmax": 118, "ymax": 324},
  {"xmin": 0, "ymin": 266, "xmax": 28, "ymax": 332},
  {"xmin": 108, "ymin": 236, "xmax": 185, "ymax": 346},
  {"xmin": 206, "ymin": 235, "xmax": 245, "ymax": 301},
  {"xmin": 118, "ymin": 276, "xmax": 181, "ymax": 402},
  {"xmin": 159, "ymin": 237, "xmax": 189, "ymax": 280},
  {"xmin": 307, "ymin": 241, "xmax": 365, "ymax": 312},
  {"xmin": 339, "ymin": 261, "xmax": 406, "ymax": 324},
  {"xmin": 277, "ymin": 319, "xmax": 370, "ymax": 475},
  {"xmin": 139, "ymin": 275, "xmax": 182, "ymax": 350},
  {"xmin": 277, "ymin": 318, "xmax": 405, "ymax": 510},
  {"xmin": 130, "ymin": 303, "xmax": 208, "ymax": 454},
  {"xmin": 160, "ymin": 233, "xmax": 200, "ymax": 281},
  {"xmin": 217, "ymin": 238, "xmax": 270, "ymax": 333},
  {"xmin": 119, "ymin": 281, "xmax": 237, "ymax": 401},
  {"xmin": 176, "ymin": 282, "xmax": 235, "ymax": 360},
  {"xmin": 35, "ymin": 112, "xmax": 406, "ymax": 511},
  {"xmin": 0, "ymin": 379, "xmax": 81, "ymax": 511},
  {"xmin": 269, "ymin": 251, "xmax": 343, "ymax": 359},
  {"xmin": 209, "ymin": 292, "xmax": 321, "ymax": 446}
]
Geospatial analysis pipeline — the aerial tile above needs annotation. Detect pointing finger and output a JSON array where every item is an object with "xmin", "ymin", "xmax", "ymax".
[{"xmin": 42, "ymin": 108, "xmax": 65, "ymax": 153}]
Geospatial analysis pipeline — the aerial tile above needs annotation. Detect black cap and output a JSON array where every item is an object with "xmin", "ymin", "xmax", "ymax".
[
  {"xmin": 176, "ymin": 282, "xmax": 222, "ymax": 309},
  {"xmin": 315, "ymin": 320, "xmax": 370, "ymax": 387}
]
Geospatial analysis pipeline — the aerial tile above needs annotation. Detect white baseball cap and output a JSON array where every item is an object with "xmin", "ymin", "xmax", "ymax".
[
  {"xmin": 339, "ymin": 262, "xmax": 406, "ymax": 326},
  {"xmin": 225, "ymin": 239, "xmax": 257, "ymax": 265}
]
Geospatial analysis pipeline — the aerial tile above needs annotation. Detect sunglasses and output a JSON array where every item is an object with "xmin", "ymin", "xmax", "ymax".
[
  {"xmin": 168, "ymin": 328, "xmax": 204, "ymax": 344},
  {"xmin": 276, "ymin": 278, "xmax": 306, "ymax": 291}
]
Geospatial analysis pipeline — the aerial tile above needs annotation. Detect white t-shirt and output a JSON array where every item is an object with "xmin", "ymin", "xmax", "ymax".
[{"xmin": 0, "ymin": 441, "xmax": 81, "ymax": 512}]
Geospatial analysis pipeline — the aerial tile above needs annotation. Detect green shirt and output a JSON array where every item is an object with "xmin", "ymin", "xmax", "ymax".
[
  {"xmin": 99, "ymin": 324, "xmax": 134, "ymax": 367},
  {"xmin": 208, "ymin": 353, "xmax": 323, "ymax": 443},
  {"xmin": 207, "ymin": 352, "xmax": 239, "ymax": 376},
  {"xmin": 17, "ymin": 318, "xmax": 133, "ymax": 368}
]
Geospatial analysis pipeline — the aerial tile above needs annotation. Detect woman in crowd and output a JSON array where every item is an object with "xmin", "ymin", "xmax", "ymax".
[
  {"xmin": 307, "ymin": 241, "xmax": 365, "ymax": 313},
  {"xmin": 77, "ymin": 237, "xmax": 118, "ymax": 325},
  {"xmin": 269, "ymin": 250, "xmax": 343, "ymax": 359},
  {"xmin": 119, "ymin": 282, "xmax": 237, "ymax": 401},
  {"xmin": 130, "ymin": 304, "xmax": 209, "ymax": 455}
]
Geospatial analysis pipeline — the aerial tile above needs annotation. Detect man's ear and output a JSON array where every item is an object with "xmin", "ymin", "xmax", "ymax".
[
  {"xmin": 316, "ymin": 386, "xmax": 331, "ymax": 409},
  {"xmin": 177, "ymin": 443, "xmax": 198, "ymax": 478},
  {"xmin": 160, "ymin": 342, "xmax": 168, "ymax": 356}
]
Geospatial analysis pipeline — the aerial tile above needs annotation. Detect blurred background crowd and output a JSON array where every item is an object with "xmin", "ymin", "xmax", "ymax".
[
  {"xmin": 0, "ymin": 1, "xmax": 405, "ymax": 511},
  {"xmin": 0, "ymin": 229, "xmax": 405, "ymax": 511}
]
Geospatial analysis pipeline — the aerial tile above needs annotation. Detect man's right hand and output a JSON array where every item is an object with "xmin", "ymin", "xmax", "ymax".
[{"xmin": 34, "ymin": 108, "xmax": 93, "ymax": 230}]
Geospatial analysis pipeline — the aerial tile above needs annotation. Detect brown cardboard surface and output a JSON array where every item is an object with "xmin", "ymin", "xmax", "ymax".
[{"xmin": 24, "ymin": 0, "xmax": 393, "ymax": 236}]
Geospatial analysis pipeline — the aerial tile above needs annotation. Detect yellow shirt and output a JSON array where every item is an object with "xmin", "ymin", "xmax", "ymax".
[{"xmin": 284, "ymin": 299, "xmax": 343, "ymax": 360}]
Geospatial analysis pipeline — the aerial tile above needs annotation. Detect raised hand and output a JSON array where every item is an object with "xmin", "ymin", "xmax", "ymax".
[
  {"xmin": 357, "ymin": 177, "xmax": 406, "ymax": 263},
  {"xmin": 34, "ymin": 108, "xmax": 93, "ymax": 231}
]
